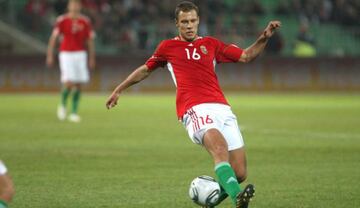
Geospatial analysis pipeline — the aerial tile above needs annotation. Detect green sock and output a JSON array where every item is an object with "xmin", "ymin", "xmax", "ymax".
[
  {"xmin": 0, "ymin": 200, "xmax": 8, "ymax": 208},
  {"xmin": 215, "ymin": 162, "xmax": 241, "ymax": 205},
  {"xmin": 61, "ymin": 88, "xmax": 70, "ymax": 106},
  {"xmin": 71, "ymin": 89, "xmax": 81, "ymax": 114}
]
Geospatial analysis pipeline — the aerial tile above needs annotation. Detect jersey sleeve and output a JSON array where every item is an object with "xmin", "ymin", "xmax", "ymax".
[
  {"xmin": 215, "ymin": 39, "xmax": 244, "ymax": 63},
  {"xmin": 145, "ymin": 41, "xmax": 167, "ymax": 71},
  {"xmin": 53, "ymin": 16, "xmax": 63, "ymax": 35},
  {"xmin": 84, "ymin": 17, "xmax": 95, "ymax": 39}
]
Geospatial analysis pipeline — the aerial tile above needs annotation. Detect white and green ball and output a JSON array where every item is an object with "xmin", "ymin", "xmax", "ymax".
[{"xmin": 189, "ymin": 175, "xmax": 221, "ymax": 206}]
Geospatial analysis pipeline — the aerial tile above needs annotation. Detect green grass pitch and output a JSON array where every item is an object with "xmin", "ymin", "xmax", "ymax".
[{"xmin": 0, "ymin": 93, "xmax": 359, "ymax": 208}]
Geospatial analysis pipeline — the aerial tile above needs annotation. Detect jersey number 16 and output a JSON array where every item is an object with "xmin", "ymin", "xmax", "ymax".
[{"xmin": 185, "ymin": 48, "xmax": 201, "ymax": 60}]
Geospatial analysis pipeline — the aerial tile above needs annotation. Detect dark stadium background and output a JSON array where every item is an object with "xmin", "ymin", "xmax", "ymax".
[{"xmin": 0, "ymin": 0, "xmax": 359, "ymax": 92}]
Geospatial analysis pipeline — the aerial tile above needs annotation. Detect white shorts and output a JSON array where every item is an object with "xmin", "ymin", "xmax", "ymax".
[
  {"xmin": 59, "ymin": 51, "xmax": 89, "ymax": 83},
  {"xmin": 182, "ymin": 103, "xmax": 244, "ymax": 151}
]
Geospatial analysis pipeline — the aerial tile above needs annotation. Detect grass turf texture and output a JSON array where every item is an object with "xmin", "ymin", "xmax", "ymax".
[{"xmin": 0, "ymin": 93, "xmax": 359, "ymax": 208}]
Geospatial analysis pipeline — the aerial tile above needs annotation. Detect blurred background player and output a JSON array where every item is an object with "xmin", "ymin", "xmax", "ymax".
[
  {"xmin": 106, "ymin": 1, "xmax": 280, "ymax": 207},
  {"xmin": 0, "ymin": 161, "xmax": 15, "ymax": 208},
  {"xmin": 46, "ymin": 0, "xmax": 96, "ymax": 122}
]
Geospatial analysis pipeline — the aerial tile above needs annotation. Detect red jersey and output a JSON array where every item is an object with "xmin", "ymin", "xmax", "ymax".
[
  {"xmin": 53, "ymin": 14, "xmax": 94, "ymax": 51},
  {"xmin": 145, "ymin": 36, "xmax": 243, "ymax": 118}
]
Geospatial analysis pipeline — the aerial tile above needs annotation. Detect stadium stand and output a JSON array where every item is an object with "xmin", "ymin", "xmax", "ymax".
[{"xmin": 0, "ymin": 0, "xmax": 359, "ymax": 56}]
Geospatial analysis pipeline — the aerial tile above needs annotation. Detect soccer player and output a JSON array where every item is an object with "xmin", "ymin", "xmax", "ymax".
[
  {"xmin": 46, "ymin": 0, "xmax": 95, "ymax": 122},
  {"xmin": 106, "ymin": 1, "xmax": 281, "ymax": 207},
  {"xmin": 0, "ymin": 161, "xmax": 15, "ymax": 208}
]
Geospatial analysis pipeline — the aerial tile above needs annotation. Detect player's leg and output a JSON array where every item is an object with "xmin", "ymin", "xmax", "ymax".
[
  {"xmin": 58, "ymin": 81, "xmax": 72, "ymax": 121},
  {"xmin": 184, "ymin": 104, "xmax": 250, "ymax": 206},
  {"xmin": 230, "ymin": 148, "xmax": 255, "ymax": 208},
  {"xmin": 217, "ymin": 111, "xmax": 254, "ymax": 207},
  {"xmin": 203, "ymin": 129, "xmax": 229, "ymax": 163},
  {"xmin": 0, "ymin": 161, "xmax": 15, "ymax": 208},
  {"xmin": 229, "ymin": 148, "xmax": 247, "ymax": 183},
  {"xmin": 58, "ymin": 52, "xmax": 76, "ymax": 121},
  {"xmin": 61, "ymin": 81, "xmax": 72, "ymax": 107},
  {"xmin": 211, "ymin": 149, "xmax": 246, "ymax": 206},
  {"xmin": 203, "ymin": 129, "xmax": 242, "ymax": 205},
  {"xmin": 224, "ymin": 119, "xmax": 254, "ymax": 208},
  {"xmin": 68, "ymin": 51, "xmax": 89, "ymax": 122},
  {"xmin": 68, "ymin": 83, "xmax": 81, "ymax": 122}
]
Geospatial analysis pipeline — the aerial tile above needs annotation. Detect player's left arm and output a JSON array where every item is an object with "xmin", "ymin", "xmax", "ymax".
[
  {"xmin": 239, "ymin": 21, "xmax": 281, "ymax": 63},
  {"xmin": 87, "ymin": 34, "xmax": 96, "ymax": 70}
]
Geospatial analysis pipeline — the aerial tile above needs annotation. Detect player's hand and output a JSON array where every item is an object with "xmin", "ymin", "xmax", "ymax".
[
  {"xmin": 106, "ymin": 92, "xmax": 119, "ymax": 109},
  {"xmin": 263, "ymin": 21, "xmax": 281, "ymax": 38},
  {"xmin": 46, "ymin": 56, "xmax": 54, "ymax": 68}
]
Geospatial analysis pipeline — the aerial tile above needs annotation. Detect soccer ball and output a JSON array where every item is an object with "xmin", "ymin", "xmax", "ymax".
[{"xmin": 189, "ymin": 175, "xmax": 221, "ymax": 206}]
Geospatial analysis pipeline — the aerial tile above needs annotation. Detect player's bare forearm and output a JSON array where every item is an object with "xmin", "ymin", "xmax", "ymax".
[
  {"xmin": 241, "ymin": 34, "xmax": 268, "ymax": 63},
  {"xmin": 239, "ymin": 20, "xmax": 281, "ymax": 63},
  {"xmin": 106, "ymin": 65, "xmax": 151, "ymax": 109},
  {"xmin": 114, "ymin": 65, "xmax": 150, "ymax": 94},
  {"xmin": 47, "ymin": 35, "xmax": 56, "ymax": 55},
  {"xmin": 87, "ymin": 38, "xmax": 96, "ymax": 69},
  {"xmin": 46, "ymin": 33, "xmax": 58, "ymax": 67}
]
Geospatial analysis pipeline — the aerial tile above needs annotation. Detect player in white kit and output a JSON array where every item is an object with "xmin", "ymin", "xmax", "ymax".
[{"xmin": 0, "ymin": 161, "xmax": 15, "ymax": 208}]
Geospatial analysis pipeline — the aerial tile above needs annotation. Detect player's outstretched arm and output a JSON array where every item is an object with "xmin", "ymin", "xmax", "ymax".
[
  {"xmin": 106, "ymin": 64, "xmax": 151, "ymax": 109},
  {"xmin": 239, "ymin": 21, "xmax": 281, "ymax": 63}
]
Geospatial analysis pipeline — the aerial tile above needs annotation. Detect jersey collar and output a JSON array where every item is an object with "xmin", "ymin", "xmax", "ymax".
[{"xmin": 174, "ymin": 35, "xmax": 203, "ymax": 42}]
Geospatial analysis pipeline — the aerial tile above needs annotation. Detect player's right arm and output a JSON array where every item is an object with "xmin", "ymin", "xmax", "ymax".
[
  {"xmin": 46, "ymin": 16, "xmax": 63, "ymax": 68},
  {"xmin": 106, "ymin": 41, "xmax": 167, "ymax": 110},
  {"xmin": 46, "ymin": 29, "xmax": 59, "ymax": 68},
  {"xmin": 106, "ymin": 65, "xmax": 152, "ymax": 109}
]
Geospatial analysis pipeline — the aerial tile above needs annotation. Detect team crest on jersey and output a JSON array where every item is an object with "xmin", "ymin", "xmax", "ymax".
[
  {"xmin": 200, "ymin": 45, "xmax": 208, "ymax": 55},
  {"xmin": 72, "ymin": 21, "xmax": 84, "ymax": 33}
]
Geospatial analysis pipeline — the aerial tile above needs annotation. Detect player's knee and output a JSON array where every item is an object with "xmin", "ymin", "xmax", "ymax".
[
  {"xmin": 73, "ymin": 84, "xmax": 81, "ymax": 90},
  {"xmin": 63, "ymin": 82, "xmax": 73, "ymax": 89}
]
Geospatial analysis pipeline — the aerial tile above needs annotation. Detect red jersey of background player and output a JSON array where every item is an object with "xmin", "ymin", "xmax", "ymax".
[
  {"xmin": 53, "ymin": 14, "xmax": 93, "ymax": 51},
  {"xmin": 146, "ymin": 36, "xmax": 243, "ymax": 118}
]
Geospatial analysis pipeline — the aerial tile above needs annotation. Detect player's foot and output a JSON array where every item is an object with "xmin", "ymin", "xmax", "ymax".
[
  {"xmin": 235, "ymin": 184, "xmax": 255, "ymax": 208},
  {"xmin": 68, "ymin": 114, "xmax": 81, "ymax": 123},
  {"xmin": 57, "ymin": 105, "xmax": 66, "ymax": 121}
]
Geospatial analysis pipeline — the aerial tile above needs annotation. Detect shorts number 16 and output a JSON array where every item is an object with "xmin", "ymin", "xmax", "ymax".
[{"xmin": 199, "ymin": 115, "xmax": 213, "ymax": 125}]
